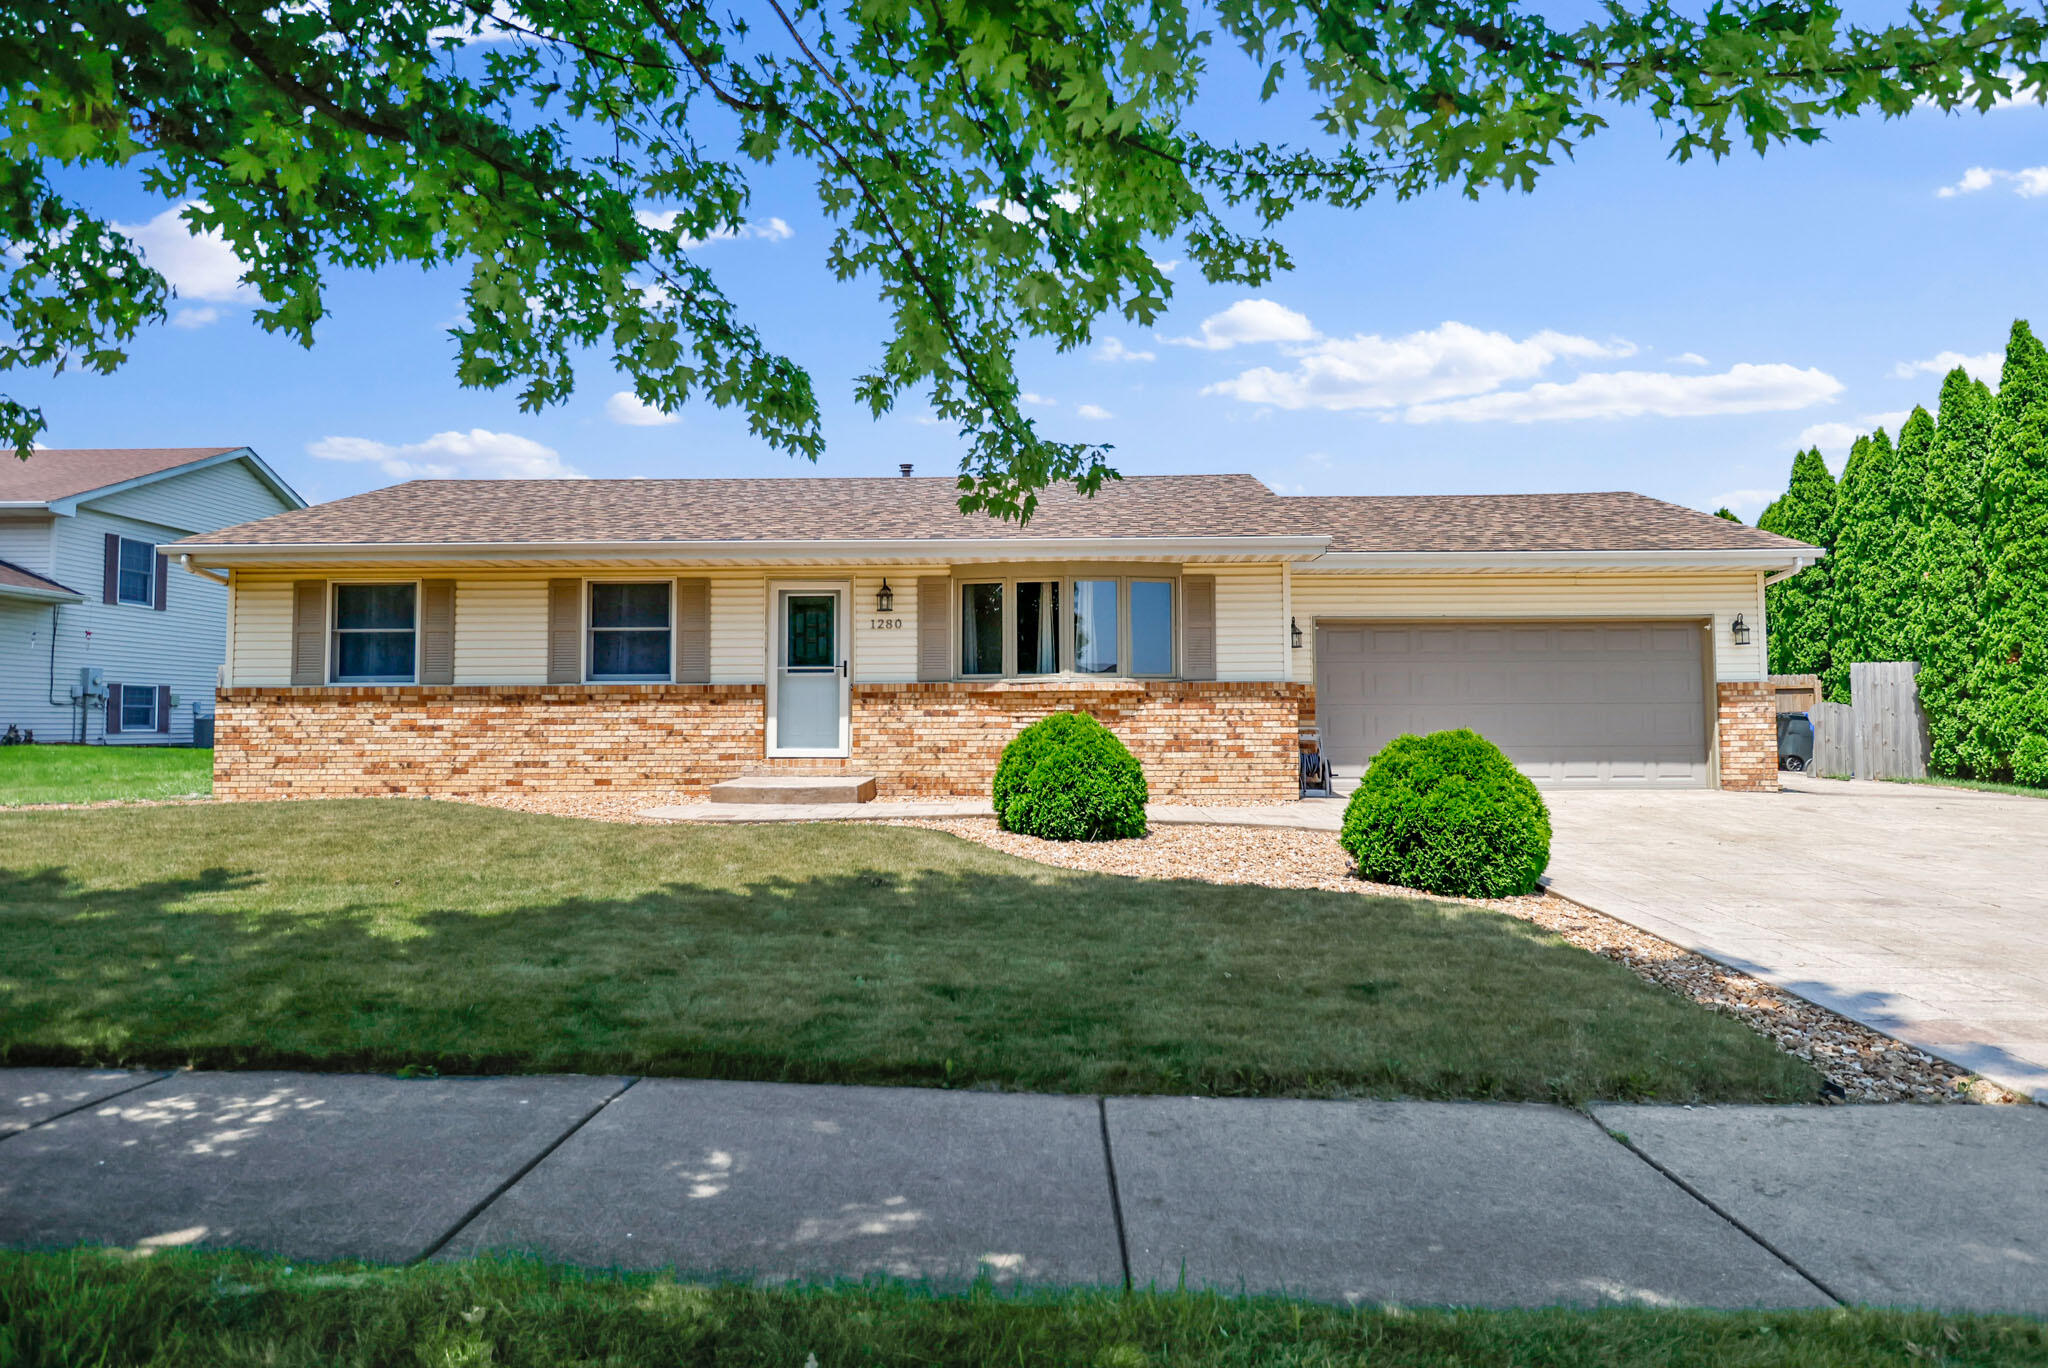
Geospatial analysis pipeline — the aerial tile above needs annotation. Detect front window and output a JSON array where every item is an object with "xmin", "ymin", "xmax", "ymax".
[
  {"xmin": 589, "ymin": 582, "xmax": 672, "ymax": 681},
  {"xmin": 120, "ymin": 684, "xmax": 158, "ymax": 731},
  {"xmin": 1015, "ymin": 580, "xmax": 1061, "ymax": 674},
  {"xmin": 1129, "ymin": 580, "xmax": 1174, "ymax": 676},
  {"xmin": 961, "ymin": 582, "xmax": 1003, "ymax": 676},
  {"xmin": 332, "ymin": 583, "xmax": 417, "ymax": 682},
  {"xmin": 1072, "ymin": 579, "xmax": 1119, "ymax": 675},
  {"xmin": 955, "ymin": 574, "xmax": 1175, "ymax": 680},
  {"xmin": 116, "ymin": 538, "xmax": 154, "ymax": 606}
]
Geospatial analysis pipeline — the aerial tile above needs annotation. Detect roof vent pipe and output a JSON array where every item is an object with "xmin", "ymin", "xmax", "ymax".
[{"xmin": 899, "ymin": 463, "xmax": 913, "ymax": 478}]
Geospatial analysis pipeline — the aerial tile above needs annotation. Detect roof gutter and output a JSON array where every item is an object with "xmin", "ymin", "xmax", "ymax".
[
  {"xmin": 170, "ymin": 534, "xmax": 1335, "ymax": 566},
  {"xmin": 1299, "ymin": 547, "xmax": 1824, "ymax": 574},
  {"xmin": 1763, "ymin": 550, "xmax": 1826, "ymax": 587},
  {"xmin": 0, "ymin": 581, "xmax": 84, "ymax": 605},
  {"xmin": 178, "ymin": 554, "xmax": 231, "ymax": 586}
]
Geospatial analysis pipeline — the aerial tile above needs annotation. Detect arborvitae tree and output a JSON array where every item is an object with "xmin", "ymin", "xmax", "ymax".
[
  {"xmin": 1977, "ymin": 320, "xmax": 2048, "ymax": 784},
  {"xmin": 1916, "ymin": 368, "xmax": 1997, "ymax": 776},
  {"xmin": 1875, "ymin": 406, "xmax": 1937, "ymax": 664},
  {"xmin": 1756, "ymin": 447, "xmax": 1837, "ymax": 680},
  {"xmin": 1714, "ymin": 507, "xmax": 1742, "ymax": 522},
  {"xmin": 1822, "ymin": 427, "xmax": 1897, "ymax": 702}
]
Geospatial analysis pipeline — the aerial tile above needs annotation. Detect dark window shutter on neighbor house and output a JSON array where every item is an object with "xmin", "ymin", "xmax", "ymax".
[
  {"xmin": 156, "ymin": 685, "xmax": 171, "ymax": 733},
  {"xmin": 104, "ymin": 681, "xmax": 123, "ymax": 734},
  {"xmin": 153, "ymin": 554, "xmax": 168, "ymax": 611},
  {"xmin": 291, "ymin": 581, "xmax": 327, "ymax": 685},
  {"xmin": 675, "ymin": 578, "xmax": 710, "ymax": 683},
  {"xmin": 547, "ymin": 579, "xmax": 581, "ymax": 683},
  {"xmin": 102, "ymin": 533, "xmax": 120, "ymax": 604},
  {"xmin": 1182, "ymin": 575, "xmax": 1216, "ymax": 681},
  {"xmin": 917, "ymin": 577, "xmax": 950, "ymax": 681},
  {"xmin": 419, "ymin": 579, "xmax": 456, "ymax": 685}
]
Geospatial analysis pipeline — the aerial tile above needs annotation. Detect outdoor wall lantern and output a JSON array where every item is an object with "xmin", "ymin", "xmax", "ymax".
[
  {"xmin": 1730, "ymin": 613, "xmax": 1751, "ymax": 646},
  {"xmin": 876, "ymin": 579, "xmax": 895, "ymax": 614},
  {"xmin": 1291, "ymin": 617, "xmax": 1304, "ymax": 648}
]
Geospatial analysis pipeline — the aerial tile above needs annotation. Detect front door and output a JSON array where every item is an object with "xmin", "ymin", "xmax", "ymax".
[{"xmin": 771, "ymin": 586, "xmax": 848, "ymax": 756}]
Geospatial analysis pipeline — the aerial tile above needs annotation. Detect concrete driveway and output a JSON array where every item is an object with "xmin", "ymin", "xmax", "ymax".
[{"xmin": 1545, "ymin": 776, "xmax": 2048, "ymax": 1101}]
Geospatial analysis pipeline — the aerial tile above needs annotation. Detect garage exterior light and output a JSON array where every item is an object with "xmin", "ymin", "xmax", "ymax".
[
  {"xmin": 1730, "ymin": 614, "xmax": 1751, "ymax": 646},
  {"xmin": 1291, "ymin": 617, "xmax": 1303, "ymax": 648}
]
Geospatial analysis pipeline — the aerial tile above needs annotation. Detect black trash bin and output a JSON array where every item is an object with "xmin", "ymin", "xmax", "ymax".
[{"xmin": 1777, "ymin": 711, "xmax": 1814, "ymax": 772}]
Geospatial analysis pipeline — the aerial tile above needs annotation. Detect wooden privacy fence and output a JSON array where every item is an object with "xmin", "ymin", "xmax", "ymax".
[{"xmin": 1805, "ymin": 662, "xmax": 1929, "ymax": 780}]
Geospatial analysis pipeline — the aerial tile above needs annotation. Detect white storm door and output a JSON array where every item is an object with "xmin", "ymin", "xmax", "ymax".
[{"xmin": 770, "ymin": 585, "xmax": 849, "ymax": 756}]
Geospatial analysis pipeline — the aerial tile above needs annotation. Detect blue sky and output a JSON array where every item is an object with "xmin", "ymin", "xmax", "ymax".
[{"xmin": 32, "ymin": 57, "xmax": 2046, "ymax": 522}]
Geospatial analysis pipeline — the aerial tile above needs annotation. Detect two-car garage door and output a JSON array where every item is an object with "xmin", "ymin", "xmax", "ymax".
[{"xmin": 1315, "ymin": 621, "xmax": 1710, "ymax": 788}]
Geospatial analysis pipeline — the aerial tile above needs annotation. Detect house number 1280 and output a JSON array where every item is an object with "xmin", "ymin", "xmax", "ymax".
[{"xmin": 868, "ymin": 617, "xmax": 905, "ymax": 630}]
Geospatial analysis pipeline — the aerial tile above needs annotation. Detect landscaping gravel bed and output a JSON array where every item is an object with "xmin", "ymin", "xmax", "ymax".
[{"xmin": 900, "ymin": 818, "xmax": 2022, "ymax": 1106}]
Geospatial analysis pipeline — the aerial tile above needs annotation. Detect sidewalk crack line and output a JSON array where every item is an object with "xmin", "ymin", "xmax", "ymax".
[
  {"xmin": 0, "ymin": 1071, "xmax": 172, "ymax": 1146},
  {"xmin": 1097, "ymin": 1096, "xmax": 1132, "ymax": 1291}
]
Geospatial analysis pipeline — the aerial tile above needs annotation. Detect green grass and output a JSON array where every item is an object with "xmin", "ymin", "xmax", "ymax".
[
  {"xmin": 0, "ymin": 799, "xmax": 1820, "ymax": 1102},
  {"xmin": 1886, "ymin": 775, "xmax": 2048, "ymax": 799},
  {"xmin": 0, "ymin": 744, "xmax": 212, "ymax": 805},
  {"xmin": 3, "ymin": 1250, "xmax": 2042, "ymax": 1368}
]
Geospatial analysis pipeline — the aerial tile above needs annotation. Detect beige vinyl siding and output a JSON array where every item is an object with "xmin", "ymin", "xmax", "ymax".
[
  {"xmin": 709, "ymin": 573, "xmax": 768, "ymax": 683},
  {"xmin": 453, "ymin": 580, "xmax": 549, "ymax": 683},
  {"xmin": 851, "ymin": 570, "xmax": 921, "ymax": 682},
  {"xmin": 85, "ymin": 457, "xmax": 287, "ymax": 534},
  {"xmin": 0, "ymin": 516, "xmax": 57, "ymax": 576},
  {"xmin": 229, "ymin": 577, "xmax": 295, "ymax": 685},
  {"xmin": 1211, "ymin": 563, "xmax": 1288, "ymax": 681},
  {"xmin": 1291, "ymin": 570, "xmax": 1767, "ymax": 683}
]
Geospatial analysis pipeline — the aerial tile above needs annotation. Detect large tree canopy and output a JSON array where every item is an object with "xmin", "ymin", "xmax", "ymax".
[{"xmin": 6, "ymin": 0, "xmax": 2047, "ymax": 516}]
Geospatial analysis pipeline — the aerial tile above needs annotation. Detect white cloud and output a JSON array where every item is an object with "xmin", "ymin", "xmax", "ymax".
[
  {"xmin": 1708, "ymin": 489, "xmax": 1779, "ymax": 517},
  {"xmin": 1205, "ymin": 320, "xmax": 1634, "ymax": 411},
  {"xmin": 169, "ymin": 306, "xmax": 221, "ymax": 330},
  {"xmin": 1937, "ymin": 165, "xmax": 2048, "ymax": 198},
  {"xmin": 634, "ymin": 211, "xmax": 794, "ymax": 248},
  {"xmin": 973, "ymin": 192, "xmax": 1082, "ymax": 224},
  {"xmin": 1170, "ymin": 298, "xmax": 1317, "ymax": 351},
  {"xmin": 1151, "ymin": 258, "xmax": 1182, "ymax": 274},
  {"xmin": 1893, "ymin": 350, "xmax": 2003, "ymax": 384},
  {"xmin": 309, "ymin": 429, "xmax": 581, "ymax": 479},
  {"xmin": 113, "ymin": 202, "xmax": 255, "ymax": 304},
  {"xmin": 1403, "ymin": 363, "xmax": 1842, "ymax": 424},
  {"xmin": 430, "ymin": 0, "xmax": 532, "ymax": 42},
  {"xmin": 605, "ymin": 391, "xmax": 679, "ymax": 427},
  {"xmin": 1075, "ymin": 403, "xmax": 1113, "ymax": 420},
  {"xmin": 1670, "ymin": 352, "xmax": 1708, "ymax": 366},
  {"xmin": 1094, "ymin": 337, "xmax": 1156, "ymax": 364},
  {"xmin": 1019, "ymin": 392, "xmax": 1056, "ymax": 408},
  {"xmin": 1794, "ymin": 410, "xmax": 1914, "ymax": 466}
]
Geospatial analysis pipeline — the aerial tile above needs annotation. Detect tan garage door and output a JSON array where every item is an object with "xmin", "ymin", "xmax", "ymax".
[{"xmin": 1315, "ymin": 621, "xmax": 1709, "ymax": 788}]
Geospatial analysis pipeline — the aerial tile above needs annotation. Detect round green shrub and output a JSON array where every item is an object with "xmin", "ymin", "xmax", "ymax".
[
  {"xmin": 993, "ymin": 711, "xmax": 1148, "ymax": 841},
  {"xmin": 1338, "ymin": 729, "xmax": 1551, "ymax": 898}
]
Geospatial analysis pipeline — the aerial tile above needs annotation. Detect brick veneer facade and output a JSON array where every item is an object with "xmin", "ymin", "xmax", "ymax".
[
  {"xmin": 1715, "ymin": 680, "xmax": 1780, "ymax": 792},
  {"xmin": 212, "ymin": 681, "xmax": 1308, "ymax": 804}
]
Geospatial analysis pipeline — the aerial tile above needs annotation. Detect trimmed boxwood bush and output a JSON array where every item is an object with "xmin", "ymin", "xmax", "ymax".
[
  {"xmin": 1339, "ymin": 729, "xmax": 1551, "ymax": 898},
  {"xmin": 993, "ymin": 711, "xmax": 1148, "ymax": 841}
]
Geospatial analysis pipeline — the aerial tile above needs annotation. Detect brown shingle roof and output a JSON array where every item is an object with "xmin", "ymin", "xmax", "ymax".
[
  {"xmin": 0, "ymin": 448, "xmax": 243, "ymax": 503},
  {"xmin": 177, "ymin": 475, "xmax": 1312, "ymax": 545},
  {"xmin": 173, "ymin": 475, "xmax": 1818, "ymax": 556},
  {"xmin": 1289, "ymin": 492, "xmax": 1813, "ymax": 554},
  {"xmin": 0, "ymin": 557, "xmax": 82, "ymax": 598}
]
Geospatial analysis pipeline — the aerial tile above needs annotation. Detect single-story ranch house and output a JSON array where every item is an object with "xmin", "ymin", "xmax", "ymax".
[{"xmin": 171, "ymin": 473, "xmax": 1820, "ymax": 802}]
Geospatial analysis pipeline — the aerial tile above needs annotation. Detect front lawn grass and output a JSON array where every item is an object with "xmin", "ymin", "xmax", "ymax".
[
  {"xmin": 1887, "ymin": 775, "xmax": 2048, "ymax": 799},
  {"xmin": 5, "ymin": 1250, "xmax": 2043, "ymax": 1368},
  {"xmin": 0, "ymin": 800, "xmax": 1821, "ymax": 1102},
  {"xmin": 0, "ymin": 744, "xmax": 211, "ymax": 806}
]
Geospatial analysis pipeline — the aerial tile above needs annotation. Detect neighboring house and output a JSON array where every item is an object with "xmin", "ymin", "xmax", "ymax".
[
  {"xmin": 172, "ymin": 474, "xmax": 1820, "ymax": 800},
  {"xmin": 0, "ymin": 447, "xmax": 305, "ymax": 745}
]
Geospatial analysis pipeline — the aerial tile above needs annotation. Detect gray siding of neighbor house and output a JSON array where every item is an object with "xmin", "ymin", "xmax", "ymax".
[{"xmin": 0, "ymin": 458, "xmax": 296, "ymax": 745}]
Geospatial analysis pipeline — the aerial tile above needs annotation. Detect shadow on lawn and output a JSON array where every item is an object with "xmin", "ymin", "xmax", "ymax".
[{"xmin": 0, "ymin": 855, "xmax": 1826, "ymax": 1104}]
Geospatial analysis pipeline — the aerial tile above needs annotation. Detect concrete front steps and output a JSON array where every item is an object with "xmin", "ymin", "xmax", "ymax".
[{"xmin": 708, "ymin": 774, "xmax": 878, "ymax": 805}]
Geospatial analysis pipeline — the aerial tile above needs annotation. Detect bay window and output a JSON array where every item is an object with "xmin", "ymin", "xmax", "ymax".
[{"xmin": 954, "ymin": 571, "xmax": 1175, "ymax": 679}]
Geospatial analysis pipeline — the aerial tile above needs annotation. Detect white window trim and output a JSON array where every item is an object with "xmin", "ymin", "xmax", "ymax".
[
  {"xmin": 949, "ymin": 568, "xmax": 1180, "ymax": 681},
  {"xmin": 118, "ymin": 682, "xmax": 160, "ymax": 732},
  {"xmin": 328, "ymin": 579, "xmax": 422, "ymax": 684},
  {"xmin": 583, "ymin": 577, "xmax": 677, "ymax": 684},
  {"xmin": 765, "ymin": 580, "xmax": 851, "ymax": 758},
  {"xmin": 114, "ymin": 536, "xmax": 156, "ymax": 607}
]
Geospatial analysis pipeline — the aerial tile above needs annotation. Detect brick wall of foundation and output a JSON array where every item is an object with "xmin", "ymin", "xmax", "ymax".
[
  {"xmin": 212, "ymin": 681, "xmax": 1308, "ymax": 804},
  {"xmin": 1716, "ymin": 680, "xmax": 1780, "ymax": 792}
]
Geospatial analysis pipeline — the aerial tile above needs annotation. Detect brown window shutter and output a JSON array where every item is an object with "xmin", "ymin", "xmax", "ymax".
[
  {"xmin": 102, "ymin": 533, "xmax": 120, "ymax": 604},
  {"xmin": 419, "ymin": 579, "xmax": 455, "ymax": 685},
  {"xmin": 1182, "ymin": 575, "xmax": 1216, "ymax": 681},
  {"xmin": 105, "ymin": 681, "xmax": 123, "ymax": 734},
  {"xmin": 675, "ymin": 578, "xmax": 710, "ymax": 683},
  {"xmin": 291, "ymin": 580, "xmax": 327, "ymax": 685},
  {"xmin": 153, "ymin": 553, "xmax": 168, "ymax": 611},
  {"xmin": 917, "ymin": 577, "xmax": 951, "ymax": 681},
  {"xmin": 156, "ymin": 685, "xmax": 172, "ymax": 733},
  {"xmin": 547, "ymin": 578, "xmax": 582, "ymax": 684}
]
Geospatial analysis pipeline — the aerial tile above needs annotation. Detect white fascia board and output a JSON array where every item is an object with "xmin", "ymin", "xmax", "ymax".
[
  {"xmin": 1297, "ymin": 548, "xmax": 1824, "ymax": 574},
  {"xmin": 0, "ymin": 581, "xmax": 84, "ymax": 604},
  {"xmin": 170, "ymin": 534, "xmax": 1334, "ymax": 567},
  {"xmin": 49, "ymin": 447, "xmax": 307, "ymax": 518}
]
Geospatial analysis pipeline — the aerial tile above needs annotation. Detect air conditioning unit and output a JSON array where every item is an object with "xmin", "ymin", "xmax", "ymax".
[{"xmin": 72, "ymin": 666, "xmax": 107, "ymax": 701}]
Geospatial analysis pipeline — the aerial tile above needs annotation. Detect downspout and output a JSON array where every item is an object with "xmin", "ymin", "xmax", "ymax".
[
  {"xmin": 179, "ymin": 554, "xmax": 230, "ymax": 586},
  {"xmin": 1763, "ymin": 553, "xmax": 1817, "ymax": 588}
]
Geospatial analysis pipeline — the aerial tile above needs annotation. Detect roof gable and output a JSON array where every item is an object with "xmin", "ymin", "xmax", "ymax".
[{"xmin": 0, "ymin": 447, "xmax": 304, "ymax": 514}]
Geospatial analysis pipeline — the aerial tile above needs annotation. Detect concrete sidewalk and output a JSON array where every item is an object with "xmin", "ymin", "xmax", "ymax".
[{"xmin": 4, "ymin": 1069, "xmax": 2044, "ymax": 1312}]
